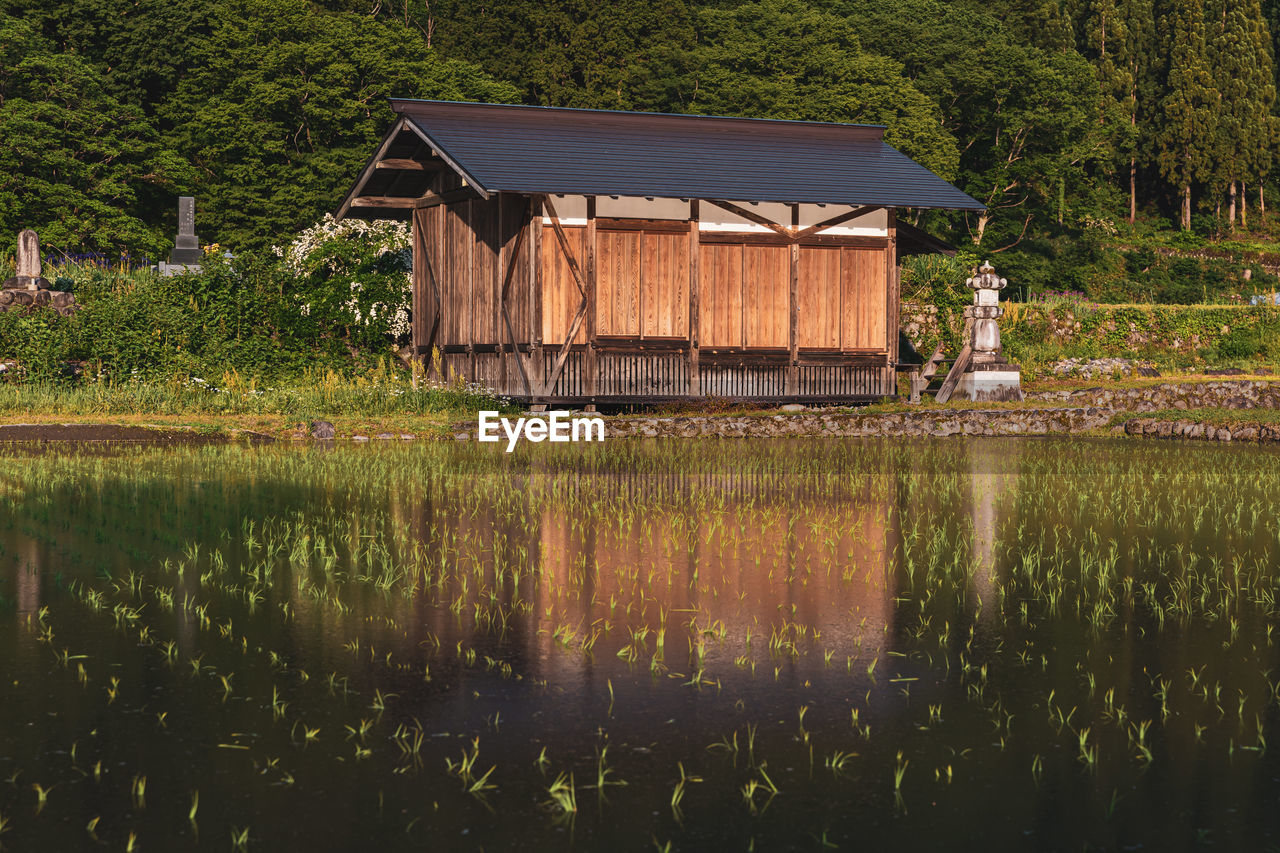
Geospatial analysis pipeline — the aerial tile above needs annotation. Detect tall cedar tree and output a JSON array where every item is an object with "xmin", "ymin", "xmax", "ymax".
[{"xmin": 1157, "ymin": 0, "xmax": 1219, "ymax": 230}]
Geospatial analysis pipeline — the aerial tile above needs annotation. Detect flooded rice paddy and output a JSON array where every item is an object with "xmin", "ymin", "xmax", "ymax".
[{"xmin": 1, "ymin": 437, "xmax": 1279, "ymax": 851}]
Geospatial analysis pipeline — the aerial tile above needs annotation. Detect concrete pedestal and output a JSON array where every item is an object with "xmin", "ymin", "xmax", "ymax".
[{"xmin": 956, "ymin": 362, "xmax": 1023, "ymax": 402}]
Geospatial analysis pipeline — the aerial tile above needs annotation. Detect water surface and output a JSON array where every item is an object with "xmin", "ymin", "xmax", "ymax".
[{"xmin": 0, "ymin": 437, "xmax": 1278, "ymax": 851}]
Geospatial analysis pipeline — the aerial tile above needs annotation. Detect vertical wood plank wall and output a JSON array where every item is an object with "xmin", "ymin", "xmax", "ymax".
[
  {"xmin": 417, "ymin": 192, "xmax": 902, "ymax": 401},
  {"xmin": 540, "ymin": 227, "xmax": 588, "ymax": 345}
]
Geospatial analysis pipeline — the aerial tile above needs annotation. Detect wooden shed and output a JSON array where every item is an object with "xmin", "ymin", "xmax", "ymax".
[{"xmin": 338, "ymin": 100, "xmax": 981, "ymax": 405}]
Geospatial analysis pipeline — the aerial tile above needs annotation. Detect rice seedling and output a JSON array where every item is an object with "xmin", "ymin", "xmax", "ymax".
[
  {"xmin": 131, "ymin": 774, "xmax": 147, "ymax": 809},
  {"xmin": 4, "ymin": 437, "xmax": 1280, "ymax": 848},
  {"xmin": 546, "ymin": 772, "xmax": 577, "ymax": 816}
]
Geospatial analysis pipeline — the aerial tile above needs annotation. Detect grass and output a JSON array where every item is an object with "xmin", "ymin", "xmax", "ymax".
[
  {"xmin": 1109, "ymin": 407, "xmax": 1280, "ymax": 427},
  {"xmin": 0, "ymin": 370, "xmax": 516, "ymax": 438}
]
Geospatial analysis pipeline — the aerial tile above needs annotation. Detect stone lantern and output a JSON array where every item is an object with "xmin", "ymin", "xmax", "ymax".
[
  {"xmin": 968, "ymin": 260, "xmax": 1006, "ymax": 358},
  {"xmin": 956, "ymin": 260, "xmax": 1022, "ymax": 401}
]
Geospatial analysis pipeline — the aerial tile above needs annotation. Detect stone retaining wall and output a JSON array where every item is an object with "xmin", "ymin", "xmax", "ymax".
[
  {"xmin": 445, "ymin": 381, "xmax": 1280, "ymax": 443},
  {"xmin": 1121, "ymin": 418, "xmax": 1280, "ymax": 443},
  {"xmin": 605, "ymin": 407, "xmax": 1116, "ymax": 439},
  {"xmin": 1028, "ymin": 380, "xmax": 1280, "ymax": 411}
]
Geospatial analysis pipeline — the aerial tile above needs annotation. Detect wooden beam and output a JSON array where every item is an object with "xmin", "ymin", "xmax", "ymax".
[
  {"xmin": 688, "ymin": 199, "xmax": 700, "ymax": 397},
  {"xmin": 540, "ymin": 195, "xmax": 589, "ymax": 298},
  {"xmin": 414, "ymin": 188, "xmax": 477, "ymax": 209},
  {"xmin": 335, "ymin": 117, "xmax": 407, "ymax": 220},
  {"xmin": 935, "ymin": 343, "xmax": 972, "ymax": 404},
  {"xmin": 705, "ymin": 199, "xmax": 792, "ymax": 238},
  {"xmin": 787, "ymin": 239, "xmax": 800, "ymax": 396},
  {"xmin": 539, "ymin": 194, "xmax": 591, "ymax": 397},
  {"xmin": 375, "ymin": 158, "xmax": 442, "ymax": 171},
  {"xmin": 887, "ymin": 209, "xmax": 899, "ymax": 375},
  {"xmin": 499, "ymin": 199, "xmax": 533, "ymax": 397},
  {"xmin": 532, "ymin": 201, "xmax": 544, "ymax": 348},
  {"xmin": 350, "ymin": 196, "xmax": 416, "ymax": 209},
  {"xmin": 793, "ymin": 205, "xmax": 883, "ymax": 240}
]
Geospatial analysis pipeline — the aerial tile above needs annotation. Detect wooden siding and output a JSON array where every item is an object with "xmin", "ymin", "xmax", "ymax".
[
  {"xmin": 596, "ymin": 226, "xmax": 690, "ymax": 339},
  {"xmin": 794, "ymin": 246, "xmax": 889, "ymax": 352},
  {"xmin": 798, "ymin": 247, "xmax": 841, "ymax": 349},
  {"xmin": 842, "ymin": 247, "xmax": 888, "ymax": 351},
  {"xmin": 744, "ymin": 246, "xmax": 789, "ymax": 348},
  {"xmin": 597, "ymin": 230, "xmax": 641, "ymax": 336},
  {"xmin": 540, "ymin": 225, "xmax": 588, "ymax": 345},
  {"xmin": 642, "ymin": 231, "xmax": 689, "ymax": 338},
  {"xmin": 699, "ymin": 243, "xmax": 743, "ymax": 347},
  {"xmin": 415, "ymin": 192, "xmax": 898, "ymax": 402}
]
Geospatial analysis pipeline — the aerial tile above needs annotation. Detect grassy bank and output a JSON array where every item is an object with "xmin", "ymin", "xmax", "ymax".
[
  {"xmin": 0, "ymin": 372, "xmax": 514, "ymax": 439},
  {"xmin": 1108, "ymin": 407, "xmax": 1280, "ymax": 427}
]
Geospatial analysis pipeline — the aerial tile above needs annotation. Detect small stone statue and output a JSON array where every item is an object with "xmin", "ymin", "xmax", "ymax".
[{"xmin": 2, "ymin": 229, "xmax": 52, "ymax": 291}]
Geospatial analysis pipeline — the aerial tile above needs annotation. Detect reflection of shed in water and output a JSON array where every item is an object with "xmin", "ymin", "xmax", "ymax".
[{"xmin": 533, "ymin": 470, "xmax": 896, "ymax": 663}]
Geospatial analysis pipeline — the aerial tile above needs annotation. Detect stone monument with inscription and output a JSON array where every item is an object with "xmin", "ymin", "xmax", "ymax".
[
  {"xmin": 158, "ymin": 196, "xmax": 203, "ymax": 276},
  {"xmin": 0, "ymin": 229, "xmax": 77, "ymax": 315},
  {"xmin": 955, "ymin": 260, "xmax": 1023, "ymax": 401},
  {"xmin": 2, "ymin": 229, "xmax": 52, "ymax": 291}
]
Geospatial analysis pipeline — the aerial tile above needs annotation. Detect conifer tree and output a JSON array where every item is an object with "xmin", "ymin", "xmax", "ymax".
[{"xmin": 1157, "ymin": 0, "xmax": 1218, "ymax": 230}]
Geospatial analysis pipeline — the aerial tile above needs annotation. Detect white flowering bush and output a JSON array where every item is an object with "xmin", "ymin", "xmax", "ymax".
[{"xmin": 277, "ymin": 214, "xmax": 413, "ymax": 348}]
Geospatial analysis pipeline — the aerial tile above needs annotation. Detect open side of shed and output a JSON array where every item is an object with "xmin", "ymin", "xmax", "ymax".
[{"xmin": 338, "ymin": 101, "xmax": 983, "ymax": 405}]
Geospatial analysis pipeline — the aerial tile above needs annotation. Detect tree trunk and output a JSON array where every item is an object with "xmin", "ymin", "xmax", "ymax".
[
  {"xmin": 1241, "ymin": 183, "xmax": 1248, "ymax": 229},
  {"xmin": 974, "ymin": 212, "xmax": 989, "ymax": 245},
  {"xmin": 1262, "ymin": 185, "xmax": 1267, "ymax": 217},
  {"xmin": 1129, "ymin": 157, "xmax": 1137, "ymax": 224},
  {"xmin": 1183, "ymin": 184, "xmax": 1192, "ymax": 231},
  {"xmin": 1229, "ymin": 181, "xmax": 1237, "ymax": 227}
]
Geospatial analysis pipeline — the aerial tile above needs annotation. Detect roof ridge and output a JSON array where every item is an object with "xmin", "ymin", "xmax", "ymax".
[{"xmin": 388, "ymin": 99, "xmax": 889, "ymax": 135}]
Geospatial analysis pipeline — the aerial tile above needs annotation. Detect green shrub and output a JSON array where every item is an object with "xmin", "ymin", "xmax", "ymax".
[{"xmin": 0, "ymin": 217, "xmax": 417, "ymax": 384}]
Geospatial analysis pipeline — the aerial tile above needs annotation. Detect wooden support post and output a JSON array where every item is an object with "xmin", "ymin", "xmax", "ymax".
[
  {"xmin": 887, "ymin": 209, "xmax": 899, "ymax": 397},
  {"xmin": 497, "ymin": 197, "xmax": 507, "ymax": 395},
  {"xmin": 688, "ymin": 199, "xmax": 700, "ymax": 397},
  {"xmin": 465, "ymin": 199, "xmax": 476, "ymax": 384},
  {"xmin": 786, "ymin": 204, "xmax": 800, "ymax": 397},
  {"xmin": 532, "ymin": 199, "xmax": 544, "ymax": 401},
  {"xmin": 585, "ymin": 197, "xmax": 598, "ymax": 403}
]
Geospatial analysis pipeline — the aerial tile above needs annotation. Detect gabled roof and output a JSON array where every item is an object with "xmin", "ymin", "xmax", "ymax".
[{"xmin": 338, "ymin": 100, "xmax": 983, "ymax": 216}]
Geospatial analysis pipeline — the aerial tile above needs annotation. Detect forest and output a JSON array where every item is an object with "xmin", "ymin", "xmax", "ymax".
[{"xmin": 1, "ymin": 0, "xmax": 1279, "ymax": 301}]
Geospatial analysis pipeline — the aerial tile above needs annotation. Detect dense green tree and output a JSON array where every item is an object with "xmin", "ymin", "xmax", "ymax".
[
  {"xmin": 0, "ymin": 13, "xmax": 190, "ymax": 254},
  {"xmin": 0, "ymin": 0, "xmax": 214, "ymax": 115},
  {"xmin": 403, "ymin": 0, "xmax": 699, "ymax": 111},
  {"xmin": 1156, "ymin": 0, "xmax": 1219, "ymax": 230},
  {"xmin": 838, "ymin": 0, "xmax": 1100, "ymax": 247},
  {"xmin": 162, "ymin": 0, "xmax": 517, "ymax": 250},
  {"xmin": 688, "ymin": 0, "xmax": 959, "ymax": 181}
]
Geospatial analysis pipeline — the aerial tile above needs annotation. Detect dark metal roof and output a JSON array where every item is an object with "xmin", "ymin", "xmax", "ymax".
[{"xmin": 384, "ymin": 100, "xmax": 983, "ymax": 210}]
